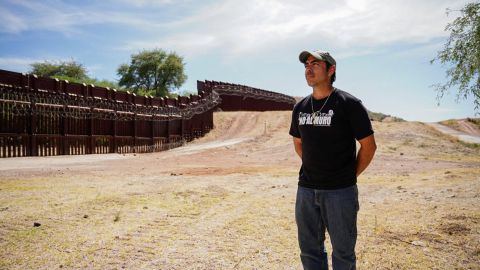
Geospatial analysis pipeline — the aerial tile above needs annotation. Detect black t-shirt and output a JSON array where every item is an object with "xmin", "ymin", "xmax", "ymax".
[{"xmin": 289, "ymin": 88, "xmax": 373, "ymax": 190}]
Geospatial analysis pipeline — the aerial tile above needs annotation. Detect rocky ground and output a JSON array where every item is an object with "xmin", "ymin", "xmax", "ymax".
[{"xmin": 0, "ymin": 111, "xmax": 479, "ymax": 269}]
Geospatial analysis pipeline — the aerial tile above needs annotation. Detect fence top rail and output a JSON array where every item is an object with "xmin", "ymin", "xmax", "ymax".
[
  {"xmin": 197, "ymin": 79, "xmax": 296, "ymax": 104},
  {"xmin": 0, "ymin": 69, "xmax": 216, "ymax": 108}
]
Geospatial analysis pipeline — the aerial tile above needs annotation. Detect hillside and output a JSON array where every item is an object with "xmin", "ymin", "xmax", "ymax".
[
  {"xmin": 439, "ymin": 118, "xmax": 480, "ymax": 136},
  {"xmin": 0, "ymin": 111, "xmax": 479, "ymax": 269},
  {"xmin": 368, "ymin": 110, "xmax": 404, "ymax": 122}
]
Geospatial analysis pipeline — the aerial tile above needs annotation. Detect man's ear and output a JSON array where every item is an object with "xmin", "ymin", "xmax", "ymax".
[{"xmin": 328, "ymin": 65, "xmax": 336, "ymax": 77}]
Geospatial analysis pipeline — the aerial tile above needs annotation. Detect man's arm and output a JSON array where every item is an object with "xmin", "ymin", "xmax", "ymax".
[
  {"xmin": 356, "ymin": 134, "xmax": 376, "ymax": 177},
  {"xmin": 293, "ymin": 137, "xmax": 302, "ymax": 159}
]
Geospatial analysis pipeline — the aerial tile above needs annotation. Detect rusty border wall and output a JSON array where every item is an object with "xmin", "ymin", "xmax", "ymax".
[
  {"xmin": 0, "ymin": 69, "xmax": 295, "ymax": 158},
  {"xmin": 197, "ymin": 80, "xmax": 295, "ymax": 111}
]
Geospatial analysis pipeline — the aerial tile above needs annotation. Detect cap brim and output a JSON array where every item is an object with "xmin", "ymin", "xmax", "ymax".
[{"xmin": 299, "ymin": 51, "xmax": 313, "ymax": 63}]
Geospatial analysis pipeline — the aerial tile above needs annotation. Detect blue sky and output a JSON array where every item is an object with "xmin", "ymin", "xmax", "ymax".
[{"xmin": 0, "ymin": 0, "xmax": 477, "ymax": 122}]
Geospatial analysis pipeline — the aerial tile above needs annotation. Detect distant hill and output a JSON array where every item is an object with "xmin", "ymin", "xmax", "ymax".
[{"xmin": 368, "ymin": 111, "xmax": 404, "ymax": 122}]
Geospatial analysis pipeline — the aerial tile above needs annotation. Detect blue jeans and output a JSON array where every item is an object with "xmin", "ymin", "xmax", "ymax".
[{"xmin": 295, "ymin": 185, "xmax": 359, "ymax": 270}]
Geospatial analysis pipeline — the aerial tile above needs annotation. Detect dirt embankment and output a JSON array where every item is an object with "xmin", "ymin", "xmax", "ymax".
[
  {"xmin": 455, "ymin": 119, "xmax": 480, "ymax": 136},
  {"xmin": 430, "ymin": 118, "xmax": 480, "ymax": 144},
  {"xmin": 0, "ymin": 111, "xmax": 479, "ymax": 269}
]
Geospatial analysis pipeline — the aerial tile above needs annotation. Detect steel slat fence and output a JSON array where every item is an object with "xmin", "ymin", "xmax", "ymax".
[{"xmin": 1, "ymin": 69, "xmax": 296, "ymax": 158}]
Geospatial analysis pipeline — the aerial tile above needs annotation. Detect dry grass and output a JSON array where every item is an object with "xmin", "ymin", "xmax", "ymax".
[
  {"xmin": 0, "ymin": 173, "xmax": 301, "ymax": 269},
  {"xmin": 357, "ymin": 167, "xmax": 480, "ymax": 270},
  {"xmin": 1, "ymin": 112, "xmax": 479, "ymax": 269}
]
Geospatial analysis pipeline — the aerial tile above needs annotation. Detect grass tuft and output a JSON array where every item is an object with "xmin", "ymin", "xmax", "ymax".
[{"xmin": 113, "ymin": 211, "xmax": 121, "ymax": 222}]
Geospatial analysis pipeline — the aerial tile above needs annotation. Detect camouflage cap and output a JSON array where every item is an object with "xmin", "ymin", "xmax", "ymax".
[{"xmin": 299, "ymin": 50, "xmax": 336, "ymax": 66}]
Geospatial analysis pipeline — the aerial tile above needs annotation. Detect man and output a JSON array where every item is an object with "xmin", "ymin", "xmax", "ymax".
[{"xmin": 289, "ymin": 50, "xmax": 376, "ymax": 270}]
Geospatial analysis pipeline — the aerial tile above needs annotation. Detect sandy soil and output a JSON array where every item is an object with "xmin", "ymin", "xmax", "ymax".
[{"xmin": 0, "ymin": 111, "xmax": 479, "ymax": 269}]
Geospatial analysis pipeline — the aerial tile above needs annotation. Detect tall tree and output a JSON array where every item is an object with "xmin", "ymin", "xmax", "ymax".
[
  {"xmin": 30, "ymin": 60, "xmax": 88, "ymax": 80},
  {"xmin": 432, "ymin": 2, "xmax": 480, "ymax": 111},
  {"xmin": 117, "ymin": 49, "xmax": 187, "ymax": 97}
]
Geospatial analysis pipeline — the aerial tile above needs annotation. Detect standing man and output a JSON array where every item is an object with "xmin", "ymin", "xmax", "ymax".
[{"xmin": 290, "ymin": 50, "xmax": 376, "ymax": 270}]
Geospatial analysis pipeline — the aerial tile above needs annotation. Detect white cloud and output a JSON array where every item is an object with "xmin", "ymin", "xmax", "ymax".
[
  {"xmin": 4, "ymin": 0, "xmax": 81, "ymax": 35},
  {"xmin": 1, "ymin": 0, "xmax": 471, "ymax": 60},
  {"xmin": 0, "ymin": 7, "xmax": 28, "ymax": 33},
  {"xmin": 107, "ymin": 0, "xmax": 175, "ymax": 7},
  {"xmin": 1, "ymin": 0, "xmax": 166, "ymax": 35},
  {"xmin": 0, "ymin": 57, "xmax": 40, "ymax": 72},
  {"xmin": 117, "ymin": 0, "xmax": 469, "ymax": 59}
]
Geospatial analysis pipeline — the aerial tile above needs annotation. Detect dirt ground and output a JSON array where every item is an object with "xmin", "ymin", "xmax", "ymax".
[{"xmin": 0, "ymin": 111, "xmax": 479, "ymax": 270}]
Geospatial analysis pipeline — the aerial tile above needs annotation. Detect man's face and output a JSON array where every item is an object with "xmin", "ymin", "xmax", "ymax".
[{"xmin": 304, "ymin": 55, "xmax": 332, "ymax": 87}]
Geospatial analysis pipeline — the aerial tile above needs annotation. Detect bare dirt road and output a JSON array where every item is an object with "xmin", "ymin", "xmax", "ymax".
[{"xmin": 1, "ymin": 111, "xmax": 479, "ymax": 269}]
